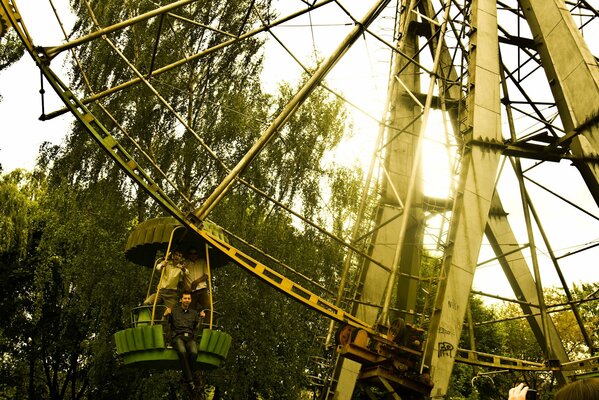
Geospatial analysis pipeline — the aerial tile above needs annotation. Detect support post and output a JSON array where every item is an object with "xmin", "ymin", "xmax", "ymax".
[{"xmin": 422, "ymin": 0, "xmax": 504, "ymax": 397}]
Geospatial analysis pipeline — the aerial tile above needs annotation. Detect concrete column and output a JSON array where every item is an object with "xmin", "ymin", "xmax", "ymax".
[
  {"xmin": 422, "ymin": 0, "xmax": 504, "ymax": 397},
  {"xmin": 520, "ymin": 0, "xmax": 599, "ymax": 204}
]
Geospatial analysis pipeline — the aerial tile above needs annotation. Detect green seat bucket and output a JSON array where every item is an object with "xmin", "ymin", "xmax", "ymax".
[{"xmin": 114, "ymin": 325, "xmax": 232, "ymax": 370}]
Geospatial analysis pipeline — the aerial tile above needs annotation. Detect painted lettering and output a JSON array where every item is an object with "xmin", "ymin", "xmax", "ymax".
[
  {"xmin": 438, "ymin": 341, "xmax": 454, "ymax": 358},
  {"xmin": 438, "ymin": 327, "xmax": 451, "ymax": 335},
  {"xmin": 448, "ymin": 299, "xmax": 459, "ymax": 310}
]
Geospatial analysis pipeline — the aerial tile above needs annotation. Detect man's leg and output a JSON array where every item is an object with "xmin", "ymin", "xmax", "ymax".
[
  {"xmin": 143, "ymin": 292, "xmax": 156, "ymax": 305},
  {"xmin": 185, "ymin": 338, "xmax": 198, "ymax": 370},
  {"xmin": 190, "ymin": 291, "xmax": 201, "ymax": 312},
  {"xmin": 172, "ymin": 336, "xmax": 194, "ymax": 384},
  {"xmin": 162, "ymin": 289, "xmax": 178, "ymax": 310}
]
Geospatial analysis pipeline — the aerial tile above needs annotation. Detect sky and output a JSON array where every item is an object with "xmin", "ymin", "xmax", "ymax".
[
  {"xmin": 1, "ymin": 1, "xmax": 598, "ymax": 302},
  {"xmin": 0, "ymin": 0, "xmax": 75, "ymax": 173}
]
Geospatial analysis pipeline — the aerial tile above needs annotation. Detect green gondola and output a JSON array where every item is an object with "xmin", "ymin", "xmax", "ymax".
[
  {"xmin": 114, "ymin": 217, "xmax": 232, "ymax": 370},
  {"xmin": 114, "ymin": 306, "xmax": 231, "ymax": 369}
]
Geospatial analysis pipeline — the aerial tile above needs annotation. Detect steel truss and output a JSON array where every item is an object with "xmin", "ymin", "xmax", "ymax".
[{"xmin": 2, "ymin": 0, "xmax": 599, "ymax": 399}]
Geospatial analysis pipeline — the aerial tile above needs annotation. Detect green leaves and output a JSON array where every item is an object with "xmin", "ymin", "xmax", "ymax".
[
  {"xmin": 0, "ymin": 169, "xmax": 40, "ymax": 257},
  {"xmin": 447, "ymin": 287, "xmax": 599, "ymax": 400},
  {"xmin": 0, "ymin": 29, "xmax": 25, "ymax": 72}
]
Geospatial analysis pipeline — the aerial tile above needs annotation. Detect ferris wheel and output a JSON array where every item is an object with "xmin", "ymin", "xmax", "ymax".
[{"xmin": 2, "ymin": 0, "xmax": 599, "ymax": 398}]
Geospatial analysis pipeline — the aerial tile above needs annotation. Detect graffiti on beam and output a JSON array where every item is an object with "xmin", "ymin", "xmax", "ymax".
[
  {"xmin": 447, "ymin": 299, "xmax": 459, "ymax": 310},
  {"xmin": 438, "ymin": 326, "xmax": 451, "ymax": 335},
  {"xmin": 438, "ymin": 342, "xmax": 454, "ymax": 358}
]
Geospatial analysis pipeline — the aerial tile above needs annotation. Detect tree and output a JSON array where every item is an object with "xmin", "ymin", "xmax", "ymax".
[
  {"xmin": 203, "ymin": 79, "xmax": 357, "ymax": 398},
  {"xmin": 67, "ymin": 0, "xmax": 276, "ymax": 217},
  {"xmin": 0, "ymin": 157, "xmax": 156, "ymax": 399},
  {"xmin": 0, "ymin": 27, "xmax": 24, "ymax": 71},
  {"xmin": 0, "ymin": 169, "xmax": 40, "ymax": 255},
  {"xmin": 0, "ymin": 24, "xmax": 25, "ymax": 110},
  {"xmin": 544, "ymin": 284, "xmax": 599, "ymax": 357},
  {"xmin": 0, "ymin": 169, "xmax": 43, "ymax": 399},
  {"xmin": 444, "ymin": 284, "xmax": 599, "ymax": 400}
]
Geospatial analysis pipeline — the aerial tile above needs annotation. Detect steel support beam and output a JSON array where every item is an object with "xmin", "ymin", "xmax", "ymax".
[
  {"xmin": 520, "ymin": 0, "xmax": 599, "ymax": 205},
  {"xmin": 422, "ymin": 0, "xmax": 503, "ymax": 397},
  {"xmin": 41, "ymin": 0, "xmax": 338, "ymax": 120},
  {"xmin": 332, "ymin": 3, "xmax": 424, "ymax": 397},
  {"xmin": 485, "ymin": 193, "xmax": 571, "ymax": 384},
  {"xmin": 43, "ymin": 0, "xmax": 196, "ymax": 59},
  {"xmin": 353, "ymin": 0, "xmax": 424, "ymax": 329}
]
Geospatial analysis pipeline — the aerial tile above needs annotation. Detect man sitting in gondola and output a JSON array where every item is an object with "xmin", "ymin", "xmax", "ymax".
[{"xmin": 164, "ymin": 291, "xmax": 205, "ymax": 390}]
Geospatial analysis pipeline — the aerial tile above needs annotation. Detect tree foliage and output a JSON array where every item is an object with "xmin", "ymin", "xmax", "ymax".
[
  {"xmin": 0, "ymin": 169, "xmax": 40, "ymax": 256},
  {"xmin": 544, "ymin": 284, "xmax": 599, "ymax": 357},
  {"xmin": 446, "ymin": 286, "xmax": 599, "ymax": 400},
  {"xmin": 1, "ymin": 157, "xmax": 154, "ymax": 399},
  {"xmin": 204, "ymin": 77, "xmax": 359, "ymax": 398},
  {"xmin": 0, "ymin": 28, "xmax": 25, "ymax": 72},
  {"xmin": 0, "ymin": 169, "xmax": 42, "ymax": 399},
  {"xmin": 67, "ymin": 0, "xmax": 275, "ymax": 215}
]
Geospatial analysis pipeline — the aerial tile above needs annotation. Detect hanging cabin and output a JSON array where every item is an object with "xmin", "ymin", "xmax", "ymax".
[{"xmin": 113, "ymin": 217, "xmax": 232, "ymax": 370}]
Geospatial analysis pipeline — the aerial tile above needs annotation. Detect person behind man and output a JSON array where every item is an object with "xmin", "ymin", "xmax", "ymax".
[
  {"xmin": 164, "ymin": 291, "xmax": 205, "ymax": 390},
  {"xmin": 185, "ymin": 247, "xmax": 211, "ymax": 321},
  {"xmin": 554, "ymin": 379, "xmax": 599, "ymax": 400},
  {"xmin": 508, "ymin": 379, "xmax": 599, "ymax": 400},
  {"xmin": 144, "ymin": 250, "xmax": 189, "ymax": 310}
]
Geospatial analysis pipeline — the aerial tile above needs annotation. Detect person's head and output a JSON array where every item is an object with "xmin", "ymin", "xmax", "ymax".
[
  {"xmin": 180, "ymin": 291, "xmax": 192, "ymax": 309},
  {"xmin": 555, "ymin": 378, "xmax": 599, "ymax": 400},
  {"xmin": 172, "ymin": 250, "xmax": 183, "ymax": 261},
  {"xmin": 187, "ymin": 247, "xmax": 199, "ymax": 261}
]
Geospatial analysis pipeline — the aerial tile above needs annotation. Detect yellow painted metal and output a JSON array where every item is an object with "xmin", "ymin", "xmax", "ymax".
[
  {"xmin": 41, "ymin": 0, "xmax": 338, "ymax": 121},
  {"xmin": 519, "ymin": 0, "xmax": 599, "ymax": 205},
  {"xmin": 196, "ymin": 229, "xmax": 376, "ymax": 334},
  {"xmin": 486, "ymin": 194, "xmax": 571, "ymax": 381},
  {"xmin": 0, "ymin": 4, "xmax": 8, "ymax": 37},
  {"xmin": 0, "ymin": 0, "xmax": 35, "ymax": 53},
  {"xmin": 561, "ymin": 356, "xmax": 599, "ymax": 373},
  {"xmin": 359, "ymin": 366, "xmax": 432, "ymax": 397},
  {"xmin": 43, "ymin": 0, "xmax": 196, "ymax": 59},
  {"xmin": 192, "ymin": 0, "xmax": 392, "ymax": 221},
  {"xmin": 8, "ymin": 0, "xmax": 597, "ymax": 394},
  {"xmin": 353, "ymin": 0, "xmax": 424, "ymax": 328},
  {"xmin": 333, "ymin": 2, "xmax": 428, "ymax": 397},
  {"xmin": 379, "ymin": 376, "xmax": 402, "ymax": 400},
  {"xmin": 455, "ymin": 348, "xmax": 553, "ymax": 372},
  {"xmin": 204, "ymin": 241, "xmax": 214, "ymax": 329},
  {"xmin": 0, "ymin": 1, "xmax": 199, "ymax": 235},
  {"xmin": 0, "ymin": 0, "xmax": 389, "ymax": 348},
  {"xmin": 455, "ymin": 350, "xmax": 599, "ymax": 374}
]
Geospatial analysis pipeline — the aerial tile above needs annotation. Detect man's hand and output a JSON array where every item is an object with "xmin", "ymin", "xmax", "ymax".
[
  {"xmin": 508, "ymin": 383, "xmax": 529, "ymax": 400},
  {"xmin": 164, "ymin": 307, "xmax": 172, "ymax": 317},
  {"xmin": 200, "ymin": 310, "xmax": 206, "ymax": 318},
  {"xmin": 156, "ymin": 260, "xmax": 167, "ymax": 270},
  {"xmin": 191, "ymin": 276, "xmax": 207, "ymax": 291}
]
